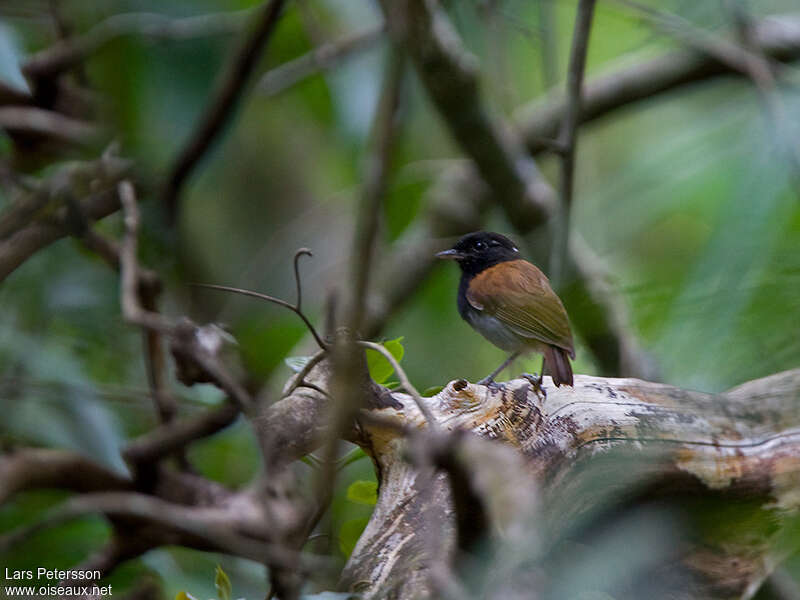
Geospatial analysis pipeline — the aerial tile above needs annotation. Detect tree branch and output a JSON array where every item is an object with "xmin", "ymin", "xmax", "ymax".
[
  {"xmin": 23, "ymin": 8, "xmax": 253, "ymax": 81},
  {"xmin": 516, "ymin": 13, "xmax": 800, "ymax": 156},
  {"xmin": 0, "ymin": 448, "xmax": 132, "ymax": 505},
  {"xmin": 0, "ymin": 152, "xmax": 133, "ymax": 283},
  {"xmin": 257, "ymin": 24, "xmax": 386, "ymax": 96},
  {"xmin": 0, "ymin": 491, "xmax": 329, "ymax": 570},
  {"xmin": 346, "ymin": 47, "xmax": 404, "ymax": 333},
  {"xmin": 380, "ymin": 0, "xmax": 556, "ymax": 232},
  {"xmin": 550, "ymin": 0, "xmax": 597, "ymax": 285},
  {"xmin": 160, "ymin": 0, "xmax": 287, "ymax": 221},
  {"xmin": 336, "ymin": 368, "xmax": 800, "ymax": 599},
  {"xmin": 122, "ymin": 401, "xmax": 239, "ymax": 466},
  {"xmin": 0, "ymin": 106, "xmax": 100, "ymax": 145}
]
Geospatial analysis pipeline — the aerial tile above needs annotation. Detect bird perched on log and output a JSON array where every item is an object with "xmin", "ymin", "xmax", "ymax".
[{"xmin": 437, "ymin": 231, "xmax": 575, "ymax": 387}]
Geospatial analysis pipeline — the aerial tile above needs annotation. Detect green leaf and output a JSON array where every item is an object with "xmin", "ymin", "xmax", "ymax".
[
  {"xmin": 422, "ymin": 385, "xmax": 444, "ymax": 397},
  {"xmin": 285, "ymin": 355, "xmax": 312, "ymax": 373},
  {"xmin": 339, "ymin": 517, "xmax": 370, "ymax": 557},
  {"xmin": 175, "ymin": 593, "xmax": 198, "ymax": 600},
  {"xmin": 346, "ymin": 479, "xmax": 378, "ymax": 506},
  {"xmin": 214, "ymin": 564, "xmax": 232, "ymax": 600},
  {"xmin": 365, "ymin": 337, "xmax": 404, "ymax": 384}
]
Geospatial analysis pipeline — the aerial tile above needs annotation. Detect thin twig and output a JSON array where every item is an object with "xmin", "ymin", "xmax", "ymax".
[
  {"xmin": 347, "ymin": 47, "xmax": 404, "ymax": 332},
  {"xmin": 293, "ymin": 247, "xmax": 312, "ymax": 312},
  {"xmin": 257, "ymin": 24, "xmax": 386, "ymax": 96},
  {"xmin": 298, "ymin": 54, "xmax": 407, "ymax": 590},
  {"xmin": 118, "ymin": 180, "xmax": 174, "ymax": 334},
  {"xmin": 193, "ymin": 282, "xmax": 327, "ymax": 350},
  {"xmin": 550, "ymin": 0, "xmax": 597, "ymax": 285},
  {"xmin": 358, "ymin": 340, "xmax": 437, "ymax": 428},
  {"xmin": 161, "ymin": 0, "xmax": 287, "ymax": 221},
  {"xmin": 282, "ymin": 349, "xmax": 327, "ymax": 398}
]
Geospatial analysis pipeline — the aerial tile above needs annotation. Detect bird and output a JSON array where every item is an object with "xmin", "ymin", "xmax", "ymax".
[{"xmin": 436, "ymin": 231, "xmax": 575, "ymax": 387}]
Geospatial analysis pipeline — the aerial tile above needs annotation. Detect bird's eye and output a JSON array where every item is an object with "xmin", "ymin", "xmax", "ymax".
[{"xmin": 474, "ymin": 241, "xmax": 486, "ymax": 250}]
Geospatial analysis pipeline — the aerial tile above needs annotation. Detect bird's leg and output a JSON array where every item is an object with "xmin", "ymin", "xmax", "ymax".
[
  {"xmin": 477, "ymin": 351, "xmax": 520, "ymax": 386},
  {"xmin": 521, "ymin": 357, "xmax": 547, "ymax": 400}
]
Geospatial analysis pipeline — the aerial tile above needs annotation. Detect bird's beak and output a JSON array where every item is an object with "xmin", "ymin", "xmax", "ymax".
[{"xmin": 436, "ymin": 248, "xmax": 464, "ymax": 260}]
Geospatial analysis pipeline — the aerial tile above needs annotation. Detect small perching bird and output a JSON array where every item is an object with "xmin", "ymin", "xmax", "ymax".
[{"xmin": 437, "ymin": 231, "xmax": 575, "ymax": 387}]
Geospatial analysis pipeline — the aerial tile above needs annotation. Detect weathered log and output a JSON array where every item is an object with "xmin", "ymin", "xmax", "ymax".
[{"xmin": 271, "ymin": 366, "xmax": 800, "ymax": 599}]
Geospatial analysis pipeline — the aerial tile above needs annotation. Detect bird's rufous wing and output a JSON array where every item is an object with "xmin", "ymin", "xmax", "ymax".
[{"xmin": 466, "ymin": 259, "xmax": 575, "ymax": 357}]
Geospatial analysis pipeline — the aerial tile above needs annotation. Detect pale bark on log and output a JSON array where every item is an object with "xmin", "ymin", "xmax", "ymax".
[{"xmin": 277, "ymin": 364, "xmax": 800, "ymax": 599}]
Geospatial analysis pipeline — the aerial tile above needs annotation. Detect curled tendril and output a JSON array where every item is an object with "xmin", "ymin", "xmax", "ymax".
[{"xmin": 193, "ymin": 247, "xmax": 327, "ymax": 350}]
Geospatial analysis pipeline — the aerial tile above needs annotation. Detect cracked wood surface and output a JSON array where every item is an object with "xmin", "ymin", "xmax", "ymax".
[{"xmin": 325, "ymin": 368, "xmax": 800, "ymax": 599}]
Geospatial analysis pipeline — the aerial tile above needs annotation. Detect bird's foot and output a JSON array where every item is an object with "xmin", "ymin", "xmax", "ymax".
[
  {"xmin": 476, "ymin": 376, "xmax": 504, "ymax": 392},
  {"xmin": 521, "ymin": 372, "xmax": 546, "ymax": 400}
]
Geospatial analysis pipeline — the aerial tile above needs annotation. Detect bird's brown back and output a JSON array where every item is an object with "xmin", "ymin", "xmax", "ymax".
[{"xmin": 466, "ymin": 259, "xmax": 575, "ymax": 357}]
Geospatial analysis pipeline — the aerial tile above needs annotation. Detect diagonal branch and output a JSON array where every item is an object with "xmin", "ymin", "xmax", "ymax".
[
  {"xmin": 380, "ymin": 0, "xmax": 556, "ymax": 232},
  {"xmin": 346, "ymin": 47, "xmax": 405, "ymax": 333},
  {"xmin": 358, "ymin": 340, "xmax": 437, "ymax": 428},
  {"xmin": 257, "ymin": 24, "xmax": 386, "ymax": 96},
  {"xmin": 516, "ymin": 14, "xmax": 800, "ymax": 156},
  {"xmin": 160, "ymin": 0, "xmax": 288, "ymax": 221}
]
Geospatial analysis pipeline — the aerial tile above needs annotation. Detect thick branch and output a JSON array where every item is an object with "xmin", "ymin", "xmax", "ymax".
[
  {"xmin": 0, "ymin": 448, "xmax": 132, "ymax": 504},
  {"xmin": 336, "ymin": 368, "xmax": 800, "ymax": 599},
  {"xmin": 380, "ymin": 0, "xmax": 556, "ymax": 231}
]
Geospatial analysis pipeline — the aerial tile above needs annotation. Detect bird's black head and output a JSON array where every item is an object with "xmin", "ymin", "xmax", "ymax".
[{"xmin": 436, "ymin": 231, "xmax": 520, "ymax": 276}]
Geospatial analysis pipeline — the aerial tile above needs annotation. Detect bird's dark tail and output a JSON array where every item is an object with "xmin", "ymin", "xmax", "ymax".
[{"xmin": 545, "ymin": 345, "xmax": 573, "ymax": 387}]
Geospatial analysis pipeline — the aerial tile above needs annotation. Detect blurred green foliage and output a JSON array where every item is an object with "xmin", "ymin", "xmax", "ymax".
[{"xmin": 1, "ymin": 0, "xmax": 800, "ymax": 597}]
